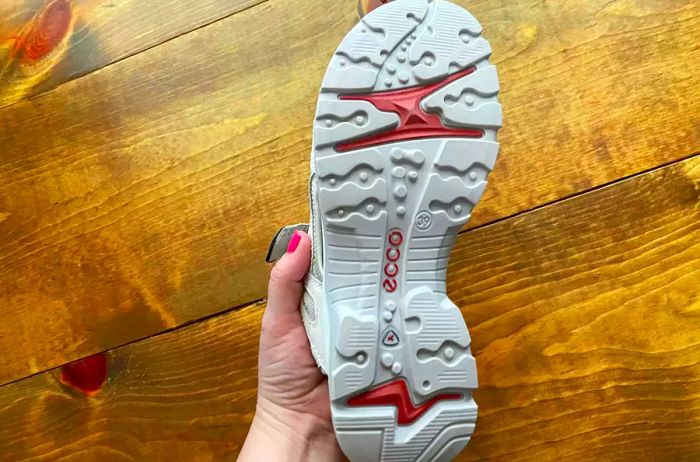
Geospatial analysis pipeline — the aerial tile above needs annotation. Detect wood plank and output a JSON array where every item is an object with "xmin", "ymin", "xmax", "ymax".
[
  {"xmin": 0, "ymin": 0, "xmax": 264, "ymax": 108},
  {"xmin": 0, "ymin": 0, "xmax": 698, "ymax": 386},
  {"xmin": 0, "ymin": 155, "xmax": 698, "ymax": 461}
]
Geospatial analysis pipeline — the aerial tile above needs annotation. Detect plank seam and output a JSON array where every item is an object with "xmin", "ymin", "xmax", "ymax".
[
  {"xmin": 464, "ymin": 149, "xmax": 700, "ymax": 235},
  {"xmin": 0, "ymin": 297, "xmax": 266, "ymax": 390}
]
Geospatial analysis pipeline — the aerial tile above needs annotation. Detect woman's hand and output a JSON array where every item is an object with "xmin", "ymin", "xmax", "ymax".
[{"xmin": 239, "ymin": 231, "xmax": 342, "ymax": 462}]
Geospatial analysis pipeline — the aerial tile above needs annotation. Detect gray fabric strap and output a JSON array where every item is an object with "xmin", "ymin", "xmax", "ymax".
[{"xmin": 265, "ymin": 224, "xmax": 310, "ymax": 263}]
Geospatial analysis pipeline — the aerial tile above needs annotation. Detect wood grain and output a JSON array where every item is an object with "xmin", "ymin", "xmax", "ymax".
[
  {"xmin": 0, "ymin": 155, "xmax": 698, "ymax": 461},
  {"xmin": 0, "ymin": 0, "xmax": 698, "ymax": 386},
  {"xmin": 0, "ymin": 0, "xmax": 264, "ymax": 108}
]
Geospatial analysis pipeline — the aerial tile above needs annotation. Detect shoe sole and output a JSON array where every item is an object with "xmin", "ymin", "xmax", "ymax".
[{"xmin": 312, "ymin": 1, "xmax": 501, "ymax": 460}]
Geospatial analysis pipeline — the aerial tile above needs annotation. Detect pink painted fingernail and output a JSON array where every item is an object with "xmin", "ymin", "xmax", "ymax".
[{"xmin": 287, "ymin": 231, "xmax": 301, "ymax": 253}]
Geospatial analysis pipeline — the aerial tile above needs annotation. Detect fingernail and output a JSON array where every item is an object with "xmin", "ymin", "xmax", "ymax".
[{"xmin": 287, "ymin": 231, "xmax": 301, "ymax": 253}]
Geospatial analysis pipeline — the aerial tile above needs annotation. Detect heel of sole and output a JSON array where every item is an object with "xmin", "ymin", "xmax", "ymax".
[
  {"xmin": 331, "ymin": 288, "xmax": 478, "ymax": 461},
  {"xmin": 333, "ymin": 392, "xmax": 477, "ymax": 462}
]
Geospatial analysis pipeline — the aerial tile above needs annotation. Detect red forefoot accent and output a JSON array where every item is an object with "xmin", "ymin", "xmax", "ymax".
[
  {"xmin": 337, "ymin": 67, "xmax": 482, "ymax": 152},
  {"xmin": 347, "ymin": 379, "xmax": 461, "ymax": 425}
]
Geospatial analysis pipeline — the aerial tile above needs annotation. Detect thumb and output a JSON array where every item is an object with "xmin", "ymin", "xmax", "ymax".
[{"xmin": 266, "ymin": 231, "xmax": 312, "ymax": 319}]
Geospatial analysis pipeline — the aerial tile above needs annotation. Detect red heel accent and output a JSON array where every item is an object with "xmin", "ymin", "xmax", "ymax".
[{"xmin": 347, "ymin": 380, "xmax": 461, "ymax": 425}]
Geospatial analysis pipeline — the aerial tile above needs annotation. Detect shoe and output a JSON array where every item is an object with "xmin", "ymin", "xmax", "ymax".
[{"xmin": 267, "ymin": 0, "xmax": 501, "ymax": 459}]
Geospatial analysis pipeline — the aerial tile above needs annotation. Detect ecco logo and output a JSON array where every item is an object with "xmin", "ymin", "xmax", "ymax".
[{"xmin": 383, "ymin": 230, "xmax": 403, "ymax": 293}]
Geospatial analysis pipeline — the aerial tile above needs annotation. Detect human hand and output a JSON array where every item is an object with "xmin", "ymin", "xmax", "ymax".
[{"xmin": 239, "ymin": 231, "xmax": 342, "ymax": 462}]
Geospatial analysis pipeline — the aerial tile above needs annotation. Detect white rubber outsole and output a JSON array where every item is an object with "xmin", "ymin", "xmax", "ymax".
[{"xmin": 312, "ymin": 1, "xmax": 501, "ymax": 460}]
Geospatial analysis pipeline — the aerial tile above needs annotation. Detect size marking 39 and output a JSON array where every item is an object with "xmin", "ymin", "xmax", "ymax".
[{"xmin": 383, "ymin": 229, "xmax": 403, "ymax": 293}]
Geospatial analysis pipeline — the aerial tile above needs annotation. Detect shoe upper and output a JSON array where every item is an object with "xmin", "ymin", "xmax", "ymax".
[{"xmin": 266, "ymin": 176, "xmax": 329, "ymax": 375}]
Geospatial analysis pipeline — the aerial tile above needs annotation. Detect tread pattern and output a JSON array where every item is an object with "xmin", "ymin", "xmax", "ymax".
[
  {"xmin": 312, "ymin": 0, "xmax": 501, "ymax": 460},
  {"xmin": 334, "ymin": 402, "xmax": 477, "ymax": 462},
  {"xmin": 423, "ymin": 66, "xmax": 502, "ymax": 129}
]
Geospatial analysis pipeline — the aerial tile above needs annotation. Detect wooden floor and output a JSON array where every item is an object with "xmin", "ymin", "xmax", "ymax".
[{"xmin": 0, "ymin": 0, "xmax": 698, "ymax": 460}]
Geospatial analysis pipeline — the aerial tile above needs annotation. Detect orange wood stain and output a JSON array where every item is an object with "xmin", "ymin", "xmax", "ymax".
[
  {"xmin": 59, "ymin": 353, "xmax": 108, "ymax": 396},
  {"xmin": 13, "ymin": 0, "xmax": 73, "ymax": 63}
]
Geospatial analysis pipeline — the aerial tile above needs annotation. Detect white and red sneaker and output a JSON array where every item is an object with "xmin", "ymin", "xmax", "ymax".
[{"xmin": 268, "ymin": 0, "xmax": 501, "ymax": 459}]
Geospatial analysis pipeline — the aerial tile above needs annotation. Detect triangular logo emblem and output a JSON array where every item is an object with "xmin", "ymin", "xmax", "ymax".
[{"xmin": 382, "ymin": 327, "xmax": 400, "ymax": 346}]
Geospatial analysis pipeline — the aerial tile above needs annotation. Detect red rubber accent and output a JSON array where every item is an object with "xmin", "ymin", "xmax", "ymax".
[
  {"xmin": 347, "ymin": 380, "xmax": 461, "ymax": 425},
  {"xmin": 384, "ymin": 262, "xmax": 398, "ymax": 277},
  {"xmin": 388, "ymin": 230, "xmax": 403, "ymax": 246},
  {"xmin": 337, "ymin": 67, "xmax": 482, "ymax": 152},
  {"xmin": 386, "ymin": 247, "xmax": 400, "ymax": 261},
  {"xmin": 383, "ymin": 279, "xmax": 398, "ymax": 292}
]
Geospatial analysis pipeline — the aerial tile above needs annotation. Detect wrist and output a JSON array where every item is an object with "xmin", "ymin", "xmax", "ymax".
[{"xmin": 239, "ymin": 399, "xmax": 341, "ymax": 462}]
